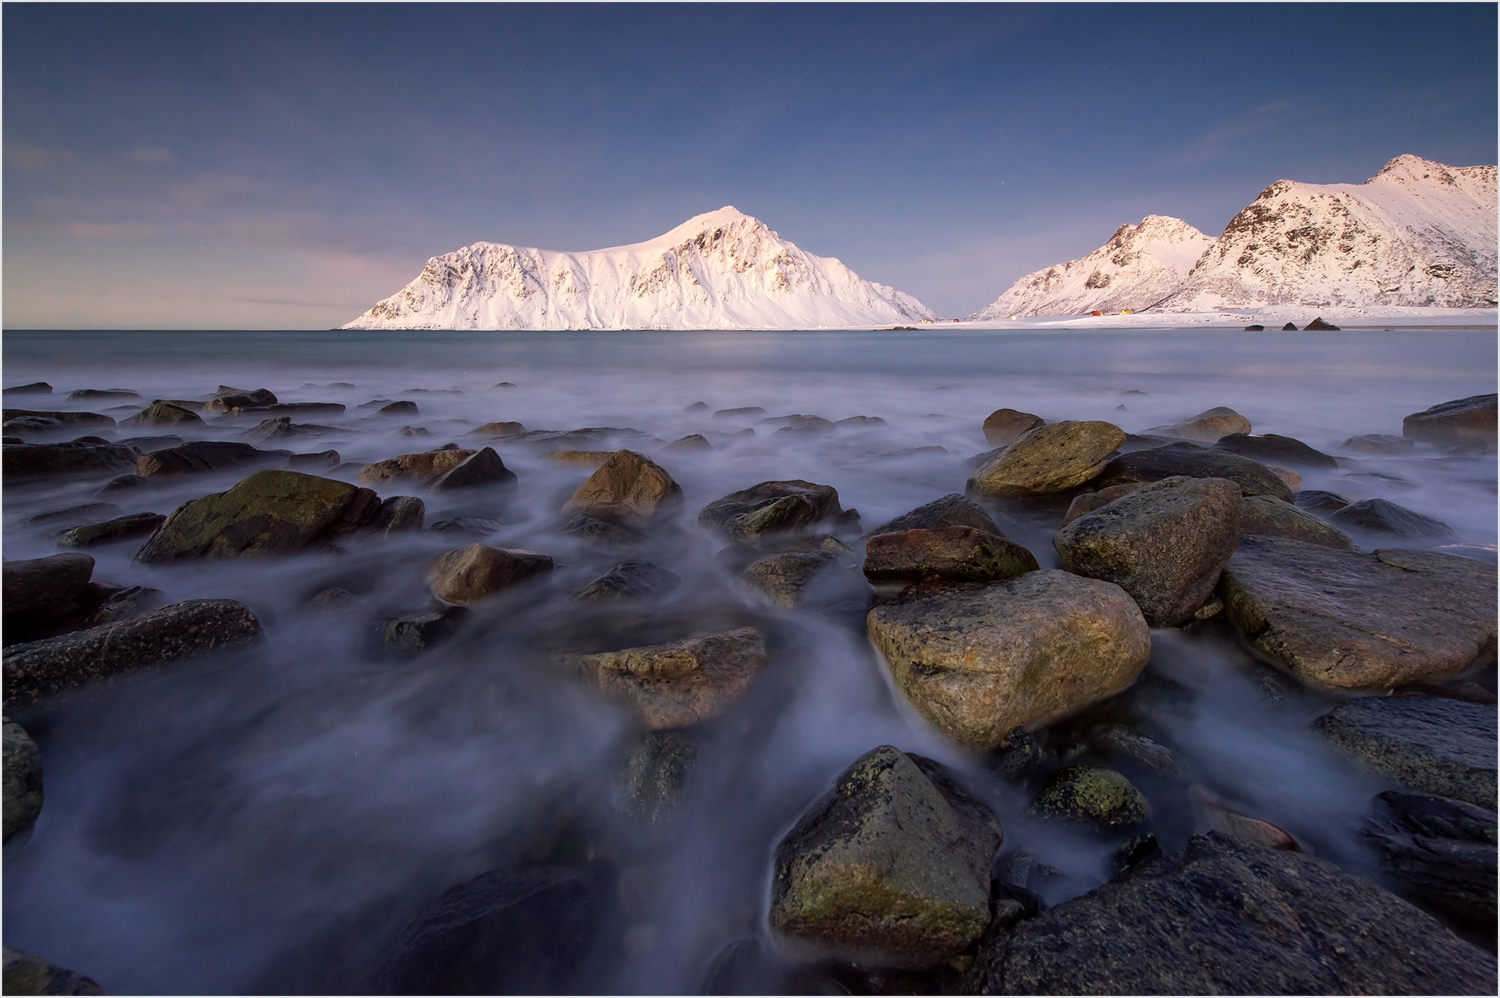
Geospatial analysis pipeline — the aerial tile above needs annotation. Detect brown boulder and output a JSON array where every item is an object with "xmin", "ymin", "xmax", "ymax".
[
  {"xmin": 967, "ymin": 421, "xmax": 1125, "ymax": 495},
  {"xmin": 568, "ymin": 627, "xmax": 767, "ymax": 728},
  {"xmin": 982, "ymin": 408, "xmax": 1044, "ymax": 446},
  {"xmin": 427, "ymin": 543, "xmax": 554, "ymax": 605},
  {"xmin": 563, "ymin": 449, "xmax": 682, "ymax": 522}
]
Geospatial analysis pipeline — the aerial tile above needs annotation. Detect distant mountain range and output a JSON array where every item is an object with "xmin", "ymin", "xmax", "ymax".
[{"xmin": 345, "ymin": 155, "xmax": 1496, "ymax": 329}]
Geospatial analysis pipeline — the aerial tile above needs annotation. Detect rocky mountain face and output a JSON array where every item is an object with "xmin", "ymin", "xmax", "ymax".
[
  {"xmin": 343, "ymin": 207, "xmax": 938, "ymax": 330},
  {"xmin": 970, "ymin": 216, "xmax": 1215, "ymax": 319}
]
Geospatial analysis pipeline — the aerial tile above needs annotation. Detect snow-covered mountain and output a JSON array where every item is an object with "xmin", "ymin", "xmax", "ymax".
[
  {"xmin": 1159, "ymin": 155, "xmax": 1497, "ymax": 310},
  {"xmin": 343, "ymin": 207, "xmax": 938, "ymax": 330},
  {"xmin": 969, "ymin": 215, "xmax": 1215, "ymax": 319}
]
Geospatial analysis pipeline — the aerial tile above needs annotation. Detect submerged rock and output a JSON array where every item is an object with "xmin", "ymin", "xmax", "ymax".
[
  {"xmin": 967, "ymin": 420, "xmax": 1125, "ymax": 495},
  {"xmin": 568, "ymin": 627, "xmax": 767, "ymax": 729},
  {"xmin": 1293, "ymin": 488, "xmax": 1351, "ymax": 513},
  {"xmin": 469, "ymin": 420, "xmax": 525, "ymax": 438},
  {"xmin": 2, "ymin": 408, "xmax": 114, "ymax": 427},
  {"xmin": 741, "ymin": 550, "xmax": 840, "ymax": 608},
  {"xmin": 3, "ymin": 440, "xmax": 138, "ymax": 477},
  {"xmin": 978, "ymin": 833, "xmax": 1496, "ymax": 995},
  {"xmin": 376, "ymin": 606, "xmax": 468, "ymax": 658},
  {"xmin": 1095, "ymin": 441, "xmax": 1293, "ymax": 500},
  {"xmin": 1341, "ymin": 432, "xmax": 1414, "ymax": 454},
  {"xmin": 559, "ymin": 514, "xmax": 645, "ymax": 548},
  {"xmin": 206, "ymin": 387, "xmax": 278, "ymax": 411},
  {"xmin": 3, "ymin": 717, "xmax": 43, "ymax": 841},
  {"xmin": 981, "ymin": 408, "xmax": 1044, "ymax": 446},
  {"xmin": 1237, "ymin": 494, "xmax": 1354, "ymax": 550},
  {"xmin": 1211, "ymin": 432, "xmax": 1338, "ymax": 469},
  {"xmin": 21, "ymin": 502, "xmax": 123, "ymax": 528},
  {"xmin": 378, "ymin": 400, "xmax": 418, "ymax": 416},
  {"xmin": 3, "ymin": 382, "xmax": 52, "ymax": 396},
  {"xmin": 563, "ymin": 449, "xmax": 682, "ymax": 523},
  {"xmin": 3, "ymin": 598, "xmax": 263, "ymax": 705},
  {"xmin": 1316, "ymin": 696, "xmax": 1496, "ymax": 811},
  {"xmin": 1028, "ymin": 766, "xmax": 1147, "ymax": 828},
  {"xmin": 136, "ymin": 440, "xmax": 281, "ymax": 477},
  {"xmin": 369, "ymin": 495, "xmax": 426, "ymax": 535},
  {"xmin": 864, "ymin": 525, "xmax": 1038, "ymax": 586},
  {"xmin": 57, "ymin": 511, "xmax": 167, "ymax": 548},
  {"xmin": 867, "ymin": 572, "xmax": 1150, "ymax": 750},
  {"xmin": 1220, "ymin": 538, "xmax": 1496, "ymax": 690},
  {"xmin": 575, "ymin": 561, "xmax": 681, "ymax": 601},
  {"xmin": 121, "ymin": 400, "xmax": 203, "ymax": 428},
  {"xmin": 1054, "ymin": 475, "xmax": 1241, "ymax": 626},
  {"xmin": 622, "ymin": 730, "xmax": 697, "ymax": 822},
  {"xmin": 2, "ymin": 946, "xmax": 103, "ymax": 996},
  {"xmin": 1403, "ymin": 393, "xmax": 1497, "ymax": 450},
  {"xmin": 698, "ymin": 480, "xmax": 844, "ymax": 542},
  {"xmin": 427, "ymin": 544, "xmax": 554, "ymax": 605},
  {"xmin": 770, "ymin": 746, "xmax": 1001, "ymax": 967},
  {"xmin": 1327, "ymin": 497, "xmax": 1454, "ymax": 539},
  {"xmin": 428, "ymin": 446, "xmax": 516, "ymax": 491},
  {"xmin": 665, "ymin": 433, "xmax": 712, "ymax": 451}
]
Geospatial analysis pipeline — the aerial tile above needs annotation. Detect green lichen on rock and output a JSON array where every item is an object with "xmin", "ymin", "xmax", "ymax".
[{"xmin": 1028, "ymin": 766, "xmax": 1148, "ymax": 828}]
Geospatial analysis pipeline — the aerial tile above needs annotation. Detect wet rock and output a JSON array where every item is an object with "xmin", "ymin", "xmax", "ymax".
[
  {"xmin": 1211, "ymin": 432, "xmax": 1337, "ymax": 469},
  {"xmin": 569, "ymin": 627, "xmax": 767, "ymax": 729},
  {"xmin": 469, "ymin": 420, "xmax": 525, "ymax": 438},
  {"xmin": 3, "ymin": 416, "xmax": 64, "ymax": 436},
  {"xmin": 1267, "ymin": 465, "xmax": 1301, "ymax": 490},
  {"xmin": 428, "ymin": 446, "xmax": 516, "ymax": 491},
  {"xmin": 1304, "ymin": 316, "xmax": 1339, "ymax": 330},
  {"xmin": 364, "ymin": 865, "xmax": 611, "ymax": 995},
  {"xmin": 242, "ymin": 416, "xmax": 337, "ymax": 442},
  {"xmin": 21, "ymin": 502, "xmax": 124, "ymax": 528},
  {"xmin": 1092, "ymin": 723, "xmax": 1180, "ymax": 776},
  {"xmin": 575, "ymin": 561, "xmax": 681, "ymax": 601},
  {"xmin": 369, "ymin": 495, "xmax": 425, "ymax": 535},
  {"xmin": 563, "ymin": 450, "xmax": 682, "ymax": 523},
  {"xmin": 3, "ymin": 717, "xmax": 43, "ymax": 841},
  {"xmin": 378, "ymin": 400, "xmax": 419, "ymax": 416},
  {"xmin": 2, "ymin": 408, "xmax": 114, "ymax": 427},
  {"xmin": 1365, "ymin": 789, "xmax": 1496, "ymax": 926},
  {"xmin": 1342, "ymin": 433, "xmax": 1414, "ymax": 454},
  {"xmin": 358, "ymin": 447, "xmax": 479, "ymax": 485},
  {"xmin": 836, "ymin": 414, "xmax": 886, "ymax": 427},
  {"xmin": 84, "ymin": 585, "xmax": 166, "ymax": 627},
  {"xmin": 741, "ymin": 550, "xmax": 839, "ymax": 608},
  {"xmin": 982, "ymin": 407, "xmax": 1045, "ymax": 446},
  {"xmin": 980, "ymin": 832, "xmax": 1496, "ymax": 995},
  {"xmin": 967, "ymin": 420, "xmax": 1125, "ymax": 495},
  {"xmin": 665, "ymin": 433, "xmax": 711, "ymax": 451},
  {"xmin": 3, "ymin": 440, "xmax": 138, "ymax": 477},
  {"xmin": 864, "ymin": 526, "xmax": 1038, "ymax": 586},
  {"xmin": 1060, "ymin": 483, "xmax": 1143, "ymax": 525},
  {"xmin": 1053, "ymin": 476, "xmax": 1242, "ymax": 627},
  {"xmin": 98, "ymin": 473, "xmax": 147, "ymax": 493},
  {"xmin": 1222, "ymin": 538, "xmax": 1496, "ymax": 690},
  {"xmin": 1403, "ymin": 393, "xmax": 1496, "ymax": 450},
  {"xmin": 136, "ymin": 440, "xmax": 281, "ymax": 477},
  {"xmin": 1316, "ymin": 696, "xmax": 1496, "ymax": 810},
  {"xmin": 1281, "ymin": 321, "xmax": 1299, "ymax": 330},
  {"xmin": 698, "ymin": 480, "xmax": 844, "ymax": 542},
  {"xmin": 769, "ymin": 745, "xmax": 1001, "ymax": 967},
  {"xmin": 547, "ymin": 449, "xmax": 614, "ymax": 466},
  {"xmin": 206, "ymin": 387, "xmax": 278, "ymax": 411},
  {"xmin": 868, "ymin": 493, "xmax": 1000, "ymax": 536},
  {"xmin": 117, "ymin": 435, "xmax": 183, "ymax": 453},
  {"xmin": 289, "ymin": 450, "xmax": 339, "ymax": 469},
  {"xmin": 1238, "ymin": 494, "xmax": 1354, "ymax": 550},
  {"xmin": 867, "ymin": 572, "xmax": 1151, "ymax": 750},
  {"xmin": 989, "ymin": 729, "xmax": 1058, "ymax": 784},
  {"xmin": 307, "ymin": 587, "xmax": 360, "ymax": 613},
  {"xmin": 1028, "ymin": 766, "xmax": 1147, "ymax": 828},
  {"xmin": 3, "ymin": 553, "xmax": 96, "ymax": 639},
  {"xmin": 2, "ymin": 946, "xmax": 103, "ymax": 996},
  {"xmin": 560, "ymin": 514, "xmax": 645, "ymax": 547},
  {"xmin": 427, "ymin": 544, "xmax": 553, "ymax": 605},
  {"xmin": 57, "ymin": 511, "xmax": 167, "ymax": 548},
  {"xmin": 684, "ymin": 401, "xmax": 710, "ymax": 411},
  {"xmin": 121, "ymin": 400, "xmax": 203, "ymax": 428},
  {"xmin": 376, "ymin": 606, "xmax": 468, "ymax": 658},
  {"xmin": 1293, "ymin": 488, "xmax": 1351, "ymax": 513},
  {"xmin": 1189, "ymin": 790, "xmax": 1299, "ymax": 850},
  {"xmin": 136, "ymin": 469, "xmax": 382, "ymax": 562},
  {"xmin": 1328, "ymin": 497, "xmax": 1454, "ymax": 539},
  {"xmin": 3, "ymin": 598, "xmax": 263, "ymax": 705},
  {"xmin": 4, "ymin": 382, "xmax": 52, "ymax": 396},
  {"xmin": 622, "ymin": 730, "xmax": 697, "ymax": 822},
  {"xmin": 713, "ymin": 406, "xmax": 765, "ymax": 419},
  {"xmin": 1095, "ymin": 441, "xmax": 1294, "ymax": 500},
  {"xmin": 1146, "ymin": 406, "xmax": 1252, "ymax": 443},
  {"xmin": 771, "ymin": 414, "xmax": 836, "ymax": 434}
]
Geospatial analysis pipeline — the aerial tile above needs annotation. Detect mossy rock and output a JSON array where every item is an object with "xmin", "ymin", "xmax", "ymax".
[{"xmin": 1028, "ymin": 766, "xmax": 1148, "ymax": 828}]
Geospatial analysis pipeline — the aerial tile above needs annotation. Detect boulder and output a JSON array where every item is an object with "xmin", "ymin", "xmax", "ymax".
[
  {"xmin": 3, "ymin": 598, "xmax": 263, "ymax": 705},
  {"xmin": 836, "ymin": 415, "xmax": 886, "ymax": 427},
  {"xmin": 375, "ymin": 606, "xmax": 468, "ymax": 658},
  {"xmin": 242, "ymin": 416, "xmax": 338, "ymax": 442},
  {"xmin": 1211, "ymin": 432, "xmax": 1338, "ymax": 469},
  {"xmin": 358, "ymin": 447, "xmax": 477, "ymax": 485},
  {"xmin": 1365, "ymin": 789, "xmax": 1496, "ymax": 926},
  {"xmin": 136, "ymin": 469, "xmax": 382, "ymax": 562},
  {"xmin": 1293, "ymin": 488, "xmax": 1351, "ymax": 513},
  {"xmin": 83, "ymin": 585, "xmax": 166, "ymax": 627},
  {"xmin": 559, "ymin": 514, "xmax": 644, "ymax": 547},
  {"xmin": 575, "ymin": 561, "xmax": 681, "ymax": 601},
  {"xmin": 1341, "ymin": 433, "xmax": 1414, "ymax": 454},
  {"xmin": 1316, "ymin": 696, "xmax": 1496, "ymax": 811},
  {"xmin": 3, "ymin": 553, "xmax": 96, "ymax": 626},
  {"xmin": 1282, "ymin": 322, "xmax": 1298, "ymax": 331},
  {"xmin": 1095, "ymin": 440, "xmax": 1293, "ymax": 500},
  {"xmin": 3, "ymin": 382, "xmax": 52, "ymax": 395},
  {"xmin": 1305, "ymin": 317, "xmax": 1340, "ymax": 330},
  {"xmin": 136, "ymin": 440, "xmax": 281, "ymax": 477},
  {"xmin": 2, "ymin": 408, "xmax": 114, "ymax": 427},
  {"xmin": 665, "ymin": 433, "xmax": 712, "ymax": 451},
  {"xmin": 469, "ymin": 420, "xmax": 525, "ymax": 438},
  {"xmin": 1027, "ymin": 766, "xmax": 1147, "ymax": 828},
  {"xmin": 982, "ymin": 408, "xmax": 1044, "ymax": 446},
  {"xmin": 741, "ymin": 550, "xmax": 840, "ymax": 608},
  {"xmin": 864, "ymin": 526, "xmax": 1038, "ymax": 586},
  {"xmin": 698, "ymin": 480, "xmax": 844, "ymax": 542},
  {"xmin": 289, "ymin": 450, "xmax": 339, "ymax": 469},
  {"xmin": 978, "ymin": 832, "xmax": 1496, "ymax": 995},
  {"xmin": 568, "ymin": 627, "xmax": 767, "ymax": 729},
  {"xmin": 3, "ymin": 441, "xmax": 137, "ymax": 477},
  {"xmin": 867, "ymin": 572, "xmax": 1151, "ymax": 750},
  {"xmin": 206, "ymin": 387, "xmax": 278, "ymax": 411},
  {"xmin": 1146, "ymin": 406, "xmax": 1252, "ymax": 443},
  {"xmin": 1238, "ymin": 494, "xmax": 1354, "ymax": 550},
  {"xmin": 1403, "ymin": 393, "xmax": 1497, "ymax": 449},
  {"xmin": 1221, "ymin": 538, "xmax": 1496, "ymax": 690},
  {"xmin": 3, "ymin": 416, "xmax": 64, "ymax": 436},
  {"xmin": 772, "ymin": 414, "xmax": 836, "ymax": 434},
  {"xmin": 1328, "ymin": 497, "xmax": 1454, "ymax": 539},
  {"xmin": 967, "ymin": 421, "xmax": 1125, "ymax": 495},
  {"xmin": 547, "ymin": 450, "xmax": 614, "ymax": 466},
  {"xmin": 2, "ymin": 946, "xmax": 103, "ymax": 996},
  {"xmin": 427, "ymin": 544, "xmax": 553, "ymax": 605},
  {"xmin": 364, "ymin": 866, "xmax": 610, "ymax": 995},
  {"xmin": 378, "ymin": 400, "xmax": 419, "ymax": 415},
  {"xmin": 428, "ymin": 446, "xmax": 516, "ymax": 491},
  {"xmin": 3, "ymin": 717, "xmax": 43, "ymax": 841},
  {"xmin": 770, "ymin": 746, "xmax": 1001, "ymax": 967},
  {"xmin": 1060, "ymin": 483, "xmax": 1142, "ymax": 525},
  {"xmin": 562, "ymin": 450, "xmax": 682, "ymax": 522},
  {"xmin": 868, "ymin": 493, "xmax": 1001, "ymax": 536},
  {"xmin": 57, "ymin": 511, "xmax": 167, "ymax": 548},
  {"xmin": 369, "ymin": 495, "xmax": 425, "ymax": 535},
  {"xmin": 1053, "ymin": 476, "xmax": 1242, "ymax": 627},
  {"xmin": 120, "ymin": 401, "xmax": 203, "ymax": 428},
  {"xmin": 713, "ymin": 406, "xmax": 765, "ymax": 419}
]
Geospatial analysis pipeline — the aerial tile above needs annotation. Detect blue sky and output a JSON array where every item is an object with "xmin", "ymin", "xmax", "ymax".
[{"xmin": 5, "ymin": 3, "xmax": 1495, "ymax": 328}]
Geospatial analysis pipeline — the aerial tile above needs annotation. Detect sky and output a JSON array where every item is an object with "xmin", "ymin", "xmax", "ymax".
[{"xmin": 4, "ymin": 3, "xmax": 1496, "ymax": 329}]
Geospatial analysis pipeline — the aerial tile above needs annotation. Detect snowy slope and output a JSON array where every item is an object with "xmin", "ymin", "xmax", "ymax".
[
  {"xmin": 1159, "ymin": 155, "xmax": 1497, "ymax": 310},
  {"xmin": 343, "ymin": 207, "xmax": 938, "ymax": 330}
]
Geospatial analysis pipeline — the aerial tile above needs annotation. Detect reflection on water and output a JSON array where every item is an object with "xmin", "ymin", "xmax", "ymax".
[{"xmin": 3, "ymin": 328, "xmax": 1495, "ymax": 993}]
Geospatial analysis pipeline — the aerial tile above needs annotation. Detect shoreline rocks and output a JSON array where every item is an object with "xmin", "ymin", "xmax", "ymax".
[
  {"xmin": 427, "ymin": 544, "xmax": 554, "ymax": 605},
  {"xmin": 1146, "ymin": 406, "xmax": 1251, "ymax": 443},
  {"xmin": 699, "ymin": 480, "xmax": 846, "ymax": 542},
  {"xmin": 1316, "ymin": 696, "xmax": 1496, "ymax": 811},
  {"xmin": 1095, "ymin": 441, "xmax": 1294, "ymax": 501},
  {"xmin": 968, "ymin": 421, "xmax": 1125, "ymax": 495},
  {"xmin": 1403, "ymin": 393, "xmax": 1497, "ymax": 450},
  {"xmin": 567, "ymin": 627, "xmax": 767, "ymax": 729},
  {"xmin": 563, "ymin": 450, "xmax": 681, "ymax": 523},
  {"xmin": 865, "ymin": 526, "xmax": 1038, "ymax": 586}
]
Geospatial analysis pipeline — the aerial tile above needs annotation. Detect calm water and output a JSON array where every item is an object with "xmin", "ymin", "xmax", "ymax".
[{"xmin": 3, "ymin": 328, "xmax": 1496, "ymax": 993}]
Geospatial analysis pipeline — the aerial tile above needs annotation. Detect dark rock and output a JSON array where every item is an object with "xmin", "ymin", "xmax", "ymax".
[
  {"xmin": 364, "ymin": 865, "xmax": 612, "ymax": 995},
  {"xmin": 428, "ymin": 446, "xmax": 516, "ymax": 491},
  {"xmin": 982, "ymin": 408, "xmax": 1045, "ymax": 447},
  {"xmin": 376, "ymin": 606, "xmax": 468, "ymax": 658},
  {"xmin": 1212, "ymin": 432, "xmax": 1338, "ymax": 469},
  {"xmin": 1054, "ymin": 476, "xmax": 1242, "ymax": 627},
  {"xmin": 1027, "ymin": 766, "xmax": 1147, "ymax": 828},
  {"xmin": 242, "ymin": 416, "xmax": 338, "ymax": 442},
  {"xmin": 979, "ymin": 832, "xmax": 1496, "ymax": 995},
  {"xmin": 698, "ymin": 480, "xmax": 844, "ymax": 542},
  {"xmin": 245, "ymin": 402, "xmax": 345, "ymax": 418},
  {"xmin": 868, "ymin": 493, "xmax": 1000, "ymax": 536},
  {"xmin": 1403, "ymin": 393, "xmax": 1496, "ymax": 450},
  {"xmin": 567, "ymin": 628, "xmax": 767, "ymax": 729},
  {"xmin": 3, "ymin": 440, "xmax": 138, "ymax": 477},
  {"xmin": 1366, "ymin": 789, "xmax": 1496, "ymax": 926},
  {"xmin": 3, "ymin": 717, "xmax": 43, "ymax": 841},
  {"xmin": 575, "ymin": 561, "xmax": 681, "ymax": 601},
  {"xmin": 57, "ymin": 512, "xmax": 167, "ymax": 548},
  {"xmin": 836, "ymin": 415, "xmax": 886, "ymax": 427},
  {"xmin": 1243, "ymin": 324, "xmax": 1264, "ymax": 331},
  {"xmin": 427, "ymin": 544, "xmax": 554, "ymax": 605},
  {"xmin": 369, "ymin": 495, "xmax": 425, "ymax": 535},
  {"xmin": 379, "ymin": 400, "xmax": 419, "ymax": 416},
  {"xmin": 1342, "ymin": 433, "xmax": 1414, "ymax": 454},
  {"xmin": 3, "ymin": 598, "xmax": 263, "ymax": 705},
  {"xmin": 1328, "ymin": 497, "xmax": 1455, "ymax": 539},
  {"xmin": 1095, "ymin": 440, "xmax": 1293, "ymax": 500},
  {"xmin": 772, "ymin": 414, "xmax": 836, "ymax": 434},
  {"xmin": 1317, "ymin": 696, "xmax": 1496, "ymax": 810},
  {"xmin": 20, "ymin": 502, "xmax": 123, "ymax": 527},
  {"xmin": 864, "ymin": 526, "xmax": 1038, "ymax": 586},
  {"xmin": 1238, "ymin": 494, "xmax": 1354, "ymax": 550},
  {"xmin": 1282, "ymin": 322, "xmax": 1298, "ymax": 330},
  {"xmin": 988, "ymin": 729, "xmax": 1057, "ymax": 784},
  {"xmin": 116, "ymin": 434, "xmax": 183, "ymax": 452},
  {"xmin": 83, "ymin": 585, "xmax": 166, "ymax": 627},
  {"xmin": 622, "ymin": 730, "xmax": 697, "ymax": 823},
  {"xmin": 3, "ymin": 554, "xmax": 96, "ymax": 637},
  {"xmin": 3, "ymin": 416, "xmax": 64, "ymax": 436},
  {"xmin": 2, "ymin": 408, "xmax": 114, "ymax": 427},
  {"xmin": 121, "ymin": 401, "xmax": 203, "ymax": 428},
  {"xmin": 136, "ymin": 440, "xmax": 282, "ymax": 477},
  {"xmin": 2, "ymin": 946, "xmax": 103, "ymax": 996},
  {"xmin": 1304, "ymin": 317, "xmax": 1340, "ymax": 330},
  {"xmin": 98, "ymin": 474, "xmax": 147, "ymax": 492},
  {"xmin": 1293, "ymin": 488, "xmax": 1351, "ymax": 513},
  {"xmin": 3, "ymin": 382, "xmax": 52, "ymax": 396},
  {"xmin": 741, "ymin": 550, "xmax": 839, "ymax": 608},
  {"xmin": 136, "ymin": 470, "xmax": 382, "ymax": 562},
  {"xmin": 665, "ymin": 433, "xmax": 711, "ymax": 451},
  {"xmin": 968, "ymin": 421, "xmax": 1125, "ymax": 495},
  {"xmin": 684, "ymin": 401, "xmax": 710, "ymax": 411},
  {"xmin": 356, "ymin": 399, "xmax": 395, "ymax": 410},
  {"xmin": 428, "ymin": 516, "xmax": 501, "ymax": 534},
  {"xmin": 1092, "ymin": 723, "xmax": 1181, "ymax": 776},
  {"xmin": 469, "ymin": 420, "xmax": 525, "ymax": 438},
  {"xmin": 206, "ymin": 387, "xmax": 278, "ymax": 411},
  {"xmin": 1222, "ymin": 538, "xmax": 1497, "ymax": 690},
  {"xmin": 559, "ymin": 514, "xmax": 645, "ymax": 547},
  {"xmin": 288, "ymin": 450, "xmax": 340, "ymax": 468},
  {"xmin": 712, "ymin": 406, "xmax": 765, "ymax": 419}
]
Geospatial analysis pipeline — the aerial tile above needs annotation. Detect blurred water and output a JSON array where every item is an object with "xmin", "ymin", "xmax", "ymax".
[{"xmin": 2, "ymin": 327, "xmax": 1495, "ymax": 993}]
